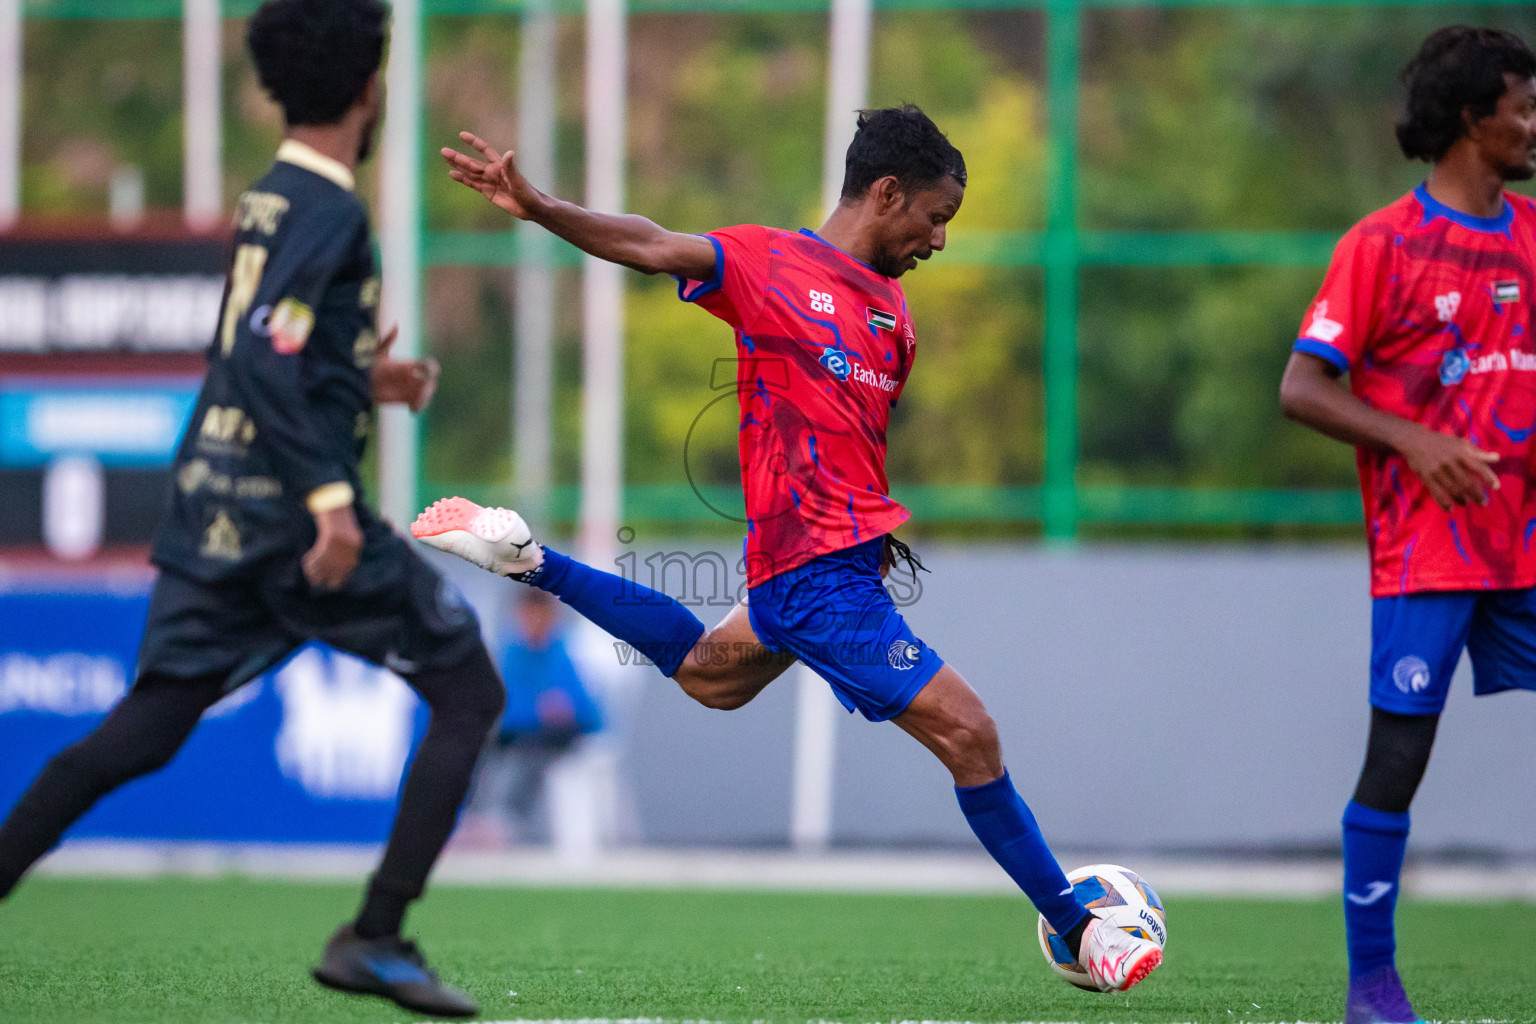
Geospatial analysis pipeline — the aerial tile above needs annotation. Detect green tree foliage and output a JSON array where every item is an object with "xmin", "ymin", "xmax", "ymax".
[
  {"xmin": 1075, "ymin": 6, "xmax": 1536, "ymax": 492},
  {"xmin": 15, "ymin": 5, "xmax": 1536, "ymax": 531}
]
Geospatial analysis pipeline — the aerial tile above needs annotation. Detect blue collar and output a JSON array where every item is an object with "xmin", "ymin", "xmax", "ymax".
[
  {"xmin": 1415, "ymin": 183, "xmax": 1514, "ymax": 236},
  {"xmin": 798, "ymin": 228, "xmax": 884, "ymax": 274}
]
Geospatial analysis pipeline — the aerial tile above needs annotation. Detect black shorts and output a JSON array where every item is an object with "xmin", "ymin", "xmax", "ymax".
[{"xmin": 137, "ymin": 532, "xmax": 483, "ymax": 691}]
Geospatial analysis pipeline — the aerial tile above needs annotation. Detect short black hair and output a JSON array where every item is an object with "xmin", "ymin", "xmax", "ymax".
[
  {"xmin": 840, "ymin": 104, "xmax": 967, "ymax": 201},
  {"xmin": 1396, "ymin": 26, "xmax": 1536, "ymax": 162},
  {"xmin": 247, "ymin": 0, "xmax": 388, "ymax": 127}
]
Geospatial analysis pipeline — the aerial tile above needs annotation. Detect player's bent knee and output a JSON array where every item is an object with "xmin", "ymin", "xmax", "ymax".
[
  {"xmin": 674, "ymin": 672, "xmax": 757, "ymax": 711},
  {"xmin": 410, "ymin": 645, "xmax": 505, "ymax": 728}
]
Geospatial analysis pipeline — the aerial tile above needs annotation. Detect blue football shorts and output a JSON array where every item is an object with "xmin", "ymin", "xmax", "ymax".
[
  {"xmin": 1371, "ymin": 587, "xmax": 1536, "ymax": 714},
  {"xmin": 746, "ymin": 536, "xmax": 945, "ymax": 722}
]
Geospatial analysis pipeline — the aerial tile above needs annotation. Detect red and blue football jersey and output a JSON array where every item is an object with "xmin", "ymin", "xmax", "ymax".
[
  {"xmin": 678, "ymin": 226, "xmax": 915, "ymax": 586},
  {"xmin": 1295, "ymin": 185, "xmax": 1536, "ymax": 596}
]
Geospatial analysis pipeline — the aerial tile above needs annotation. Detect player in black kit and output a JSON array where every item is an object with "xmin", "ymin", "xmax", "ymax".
[{"xmin": 0, "ymin": 1, "xmax": 499, "ymax": 1017}]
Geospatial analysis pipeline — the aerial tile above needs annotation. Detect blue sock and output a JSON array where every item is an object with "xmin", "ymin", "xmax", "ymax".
[
  {"xmin": 1342, "ymin": 800, "xmax": 1410, "ymax": 980},
  {"xmin": 956, "ymin": 770, "xmax": 1089, "ymax": 936},
  {"xmin": 532, "ymin": 547, "xmax": 706, "ymax": 677}
]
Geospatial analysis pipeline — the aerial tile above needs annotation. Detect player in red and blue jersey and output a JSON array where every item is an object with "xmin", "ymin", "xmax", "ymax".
[
  {"xmin": 682, "ymin": 222, "xmax": 917, "ymax": 587},
  {"xmin": 1280, "ymin": 26, "xmax": 1536, "ymax": 1024},
  {"xmin": 417, "ymin": 104, "xmax": 1162, "ymax": 993}
]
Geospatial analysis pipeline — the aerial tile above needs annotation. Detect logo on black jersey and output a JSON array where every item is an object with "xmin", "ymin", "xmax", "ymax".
[
  {"xmin": 200, "ymin": 510, "xmax": 243, "ymax": 562},
  {"xmin": 867, "ymin": 307, "xmax": 897, "ymax": 331}
]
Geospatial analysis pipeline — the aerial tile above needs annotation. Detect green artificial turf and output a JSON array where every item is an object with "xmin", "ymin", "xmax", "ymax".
[{"xmin": 0, "ymin": 878, "xmax": 1531, "ymax": 1024}]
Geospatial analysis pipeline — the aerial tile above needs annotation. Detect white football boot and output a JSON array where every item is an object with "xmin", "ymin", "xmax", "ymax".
[
  {"xmin": 410, "ymin": 497, "xmax": 544, "ymax": 580},
  {"xmin": 1078, "ymin": 915, "xmax": 1163, "ymax": 992}
]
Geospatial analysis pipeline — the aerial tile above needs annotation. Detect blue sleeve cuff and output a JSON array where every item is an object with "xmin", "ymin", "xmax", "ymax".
[
  {"xmin": 1294, "ymin": 338, "xmax": 1351, "ymax": 374},
  {"xmin": 673, "ymin": 234, "xmax": 725, "ymax": 304}
]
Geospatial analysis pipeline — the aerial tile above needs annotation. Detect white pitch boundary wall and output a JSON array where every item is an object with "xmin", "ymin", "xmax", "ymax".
[{"xmin": 438, "ymin": 542, "xmax": 1536, "ymax": 857}]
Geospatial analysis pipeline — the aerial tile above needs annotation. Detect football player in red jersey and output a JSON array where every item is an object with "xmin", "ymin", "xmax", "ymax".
[
  {"xmin": 420, "ymin": 104, "xmax": 1162, "ymax": 993},
  {"xmin": 1279, "ymin": 26, "xmax": 1536, "ymax": 1024}
]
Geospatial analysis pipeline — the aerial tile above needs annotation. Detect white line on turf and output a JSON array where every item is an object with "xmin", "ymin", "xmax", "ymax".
[
  {"xmin": 416, "ymin": 1019, "xmax": 1518, "ymax": 1024},
  {"xmin": 34, "ymin": 843, "xmax": 1536, "ymax": 900}
]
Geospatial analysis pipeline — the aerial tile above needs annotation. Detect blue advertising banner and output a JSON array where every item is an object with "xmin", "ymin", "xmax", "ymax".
[
  {"xmin": 0, "ymin": 382, "xmax": 200, "ymax": 467},
  {"xmin": 0, "ymin": 584, "xmax": 427, "ymax": 844}
]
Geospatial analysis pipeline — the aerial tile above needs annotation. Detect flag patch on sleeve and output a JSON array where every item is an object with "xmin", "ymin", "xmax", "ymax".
[
  {"xmin": 1494, "ymin": 280, "xmax": 1521, "ymax": 304},
  {"xmin": 867, "ymin": 307, "xmax": 897, "ymax": 331}
]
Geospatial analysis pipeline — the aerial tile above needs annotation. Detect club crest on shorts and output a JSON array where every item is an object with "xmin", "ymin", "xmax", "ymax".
[
  {"xmin": 887, "ymin": 640, "xmax": 921, "ymax": 670},
  {"xmin": 1392, "ymin": 655, "xmax": 1430, "ymax": 694}
]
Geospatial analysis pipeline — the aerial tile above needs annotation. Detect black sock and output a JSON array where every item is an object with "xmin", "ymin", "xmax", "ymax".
[
  {"xmin": 1063, "ymin": 914, "xmax": 1092, "ymax": 961},
  {"xmin": 353, "ymin": 645, "xmax": 504, "ymax": 941},
  {"xmin": 354, "ymin": 876, "xmax": 413, "ymax": 939}
]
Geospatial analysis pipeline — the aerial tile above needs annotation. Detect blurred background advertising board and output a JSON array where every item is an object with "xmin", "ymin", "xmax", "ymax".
[{"xmin": 0, "ymin": 231, "xmax": 222, "ymax": 554}]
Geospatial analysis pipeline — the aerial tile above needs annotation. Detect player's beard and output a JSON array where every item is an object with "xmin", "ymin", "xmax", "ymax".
[
  {"xmin": 1502, "ymin": 159, "xmax": 1535, "ymax": 182},
  {"xmin": 871, "ymin": 250, "xmax": 907, "ymax": 278},
  {"xmin": 356, "ymin": 113, "xmax": 380, "ymax": 165}
]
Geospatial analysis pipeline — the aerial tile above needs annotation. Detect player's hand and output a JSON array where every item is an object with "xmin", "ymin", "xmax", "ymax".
[
  {"xmin": 303, "ymin": 505, "xmax": 364, "ymax": 590},
  {"xmin": 441, "ymin": 132, "xmax": 537, "ymax": 220},
  {"xmin": 1396, "ymin": 425, "xmax": 1501, "ymax": 510},
  {"xmin": 370, "ymin": 325, "xmax": 441, "ymax": 413}
]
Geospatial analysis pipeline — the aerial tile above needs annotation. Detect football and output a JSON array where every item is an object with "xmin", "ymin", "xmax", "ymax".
[{"xmin": 1038, "ymin": 863, "xmax": 1168, "ymax": 990}]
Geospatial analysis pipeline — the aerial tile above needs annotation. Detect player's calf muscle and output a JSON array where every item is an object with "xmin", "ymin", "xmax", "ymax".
[{"xmin": 673, "ymin": 633, "xmax": 791, "ymax": 709}]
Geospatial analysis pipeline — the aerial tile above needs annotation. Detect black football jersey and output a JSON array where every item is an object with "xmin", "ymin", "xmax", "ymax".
[{"xmin": 152, "ymin": 142, "xmax": 385, "ymax": 581}]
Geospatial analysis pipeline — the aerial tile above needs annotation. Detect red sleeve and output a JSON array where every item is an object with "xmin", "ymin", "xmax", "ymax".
[
  {"xmin": 673, "ymin": 224, "xmax": 771, "ymax": 332},
  {"xmin": 1293, "ymin": 223, "xmax": 1390, "ymax": 374}
]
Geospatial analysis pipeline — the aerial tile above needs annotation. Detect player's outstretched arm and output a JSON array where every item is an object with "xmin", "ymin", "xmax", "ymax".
[
  {"xmin": 442, "ymin": 131, "xmax": 717, "ymax": 281},
  {"xmin": 1280, "ymin": 351, "xmax": 1499, "ymax": 510}
]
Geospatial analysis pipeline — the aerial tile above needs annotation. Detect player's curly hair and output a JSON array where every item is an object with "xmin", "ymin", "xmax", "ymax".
[
  {"xmin": 247, "ymin": 0, "xmax": 388, "ymax": 127},
  {"xmin": 840, "ymin": 104, "xmax": 967, "ymax": 201},
  {"xmin": 1396, "ymin": 26, "xmax": 1536, "ymax": 163}
]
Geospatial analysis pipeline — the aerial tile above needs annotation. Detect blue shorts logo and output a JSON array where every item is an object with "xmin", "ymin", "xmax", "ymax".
[
  {"xmin": 1392, "ymin": 655, "xmax": 1431, "ymax": 694},
  {"xmin": 887, "ymin": 640, "xmax": 921, "ymax": 670},
  {"xmin": 1439, "ymin": 348, "xmax": 1471, "ymax": 386},
  {"xmin": 819, "ymin": 346, "xmax": 852, "ymax": 381}
]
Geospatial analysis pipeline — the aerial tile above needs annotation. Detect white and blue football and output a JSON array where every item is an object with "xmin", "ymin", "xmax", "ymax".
[{"xmin": 1037, "ymin": 863, "xmax": 1168, "ymax": 990}]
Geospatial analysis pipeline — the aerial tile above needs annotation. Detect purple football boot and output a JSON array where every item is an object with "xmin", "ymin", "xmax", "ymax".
[{"xmin": 1345, "ymin": 965, "xmax": 1424, "ymax": 1024}]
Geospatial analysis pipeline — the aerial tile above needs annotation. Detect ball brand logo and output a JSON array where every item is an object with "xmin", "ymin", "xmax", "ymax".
[
  {"xmin": 819, "ymin": 346, "xmax": 852, "ymax": 381},
  {"xmin": 1440, "ymin": 347, "xmax": 1471, "ymax": 386},
  {"xmin": 1392, "ymin": 655, "xmax": 1431, "ymax": 695},
  {"xmin": 1138, "ymin": 908, "xmax": 1166, "ymax": 945},
  {"xmin": 887, "ymin": 640, "xmax": 921, "ymax": 670}
]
